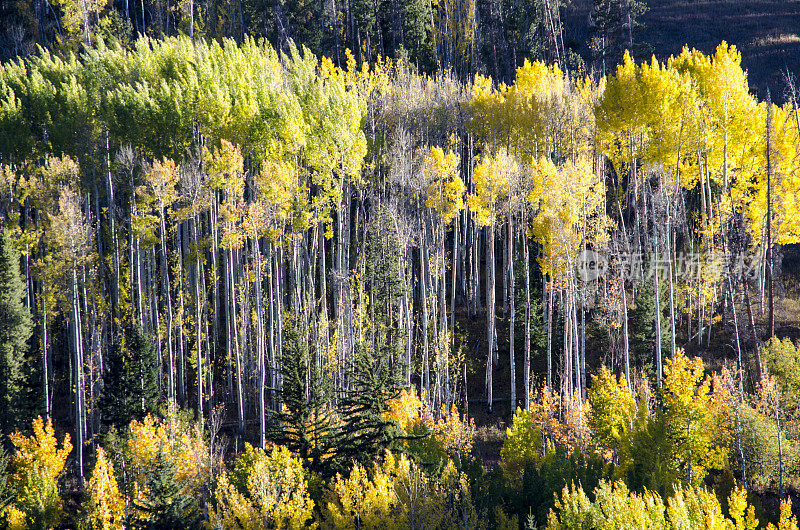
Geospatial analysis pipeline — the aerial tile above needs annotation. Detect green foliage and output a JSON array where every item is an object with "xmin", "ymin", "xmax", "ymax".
[
  {"xmin": 629, "ymin": 270, "xmax": 670, "ymax": 377},
  {"xmin": 0, "ymin": 228, "xmax": 33, "ymax": 435},
  {"xmin": 761, "ymin": 337, "xmax": 800, "ymax": 418},
  {"xmin": 100, "ymin": 321, "xmax": 159, "ymax": 430},
  {"xmin": 623, "ymin": 408, "xmax": 678, "ymax": 495},
  {"xmin": 520, "ymin": 445, "xmax": 608, "ymax": 527},
  {"xmin": 334, "ymin": 341, "xmax": 404, "ymax": 473},
  {"xmin": 269, "ymin": 315, "xmax": 337, "ymax": 477},
  {"xmin": 130, "ymin": 450, "xmax": 201, "ymax": 530},
  {"xmin": 736, "ymin": 403, "xmax": 799, "ymax": 490},
  {"xmin": 401, "ymin": 419, "xmax": 450, "ymax": 474},
  {"xmin": 365, "ymin": 207, "xmax": 408, "ymax": 363}
]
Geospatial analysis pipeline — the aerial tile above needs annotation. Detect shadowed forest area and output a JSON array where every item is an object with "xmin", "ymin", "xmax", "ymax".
[{"xmin": 1, "ymin": 0, "xmax": 800, "ymax": 527}]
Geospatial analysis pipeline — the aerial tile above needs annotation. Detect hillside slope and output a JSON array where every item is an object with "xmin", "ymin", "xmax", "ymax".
[
  {"xmin": 641, "ymin": 0, "xmax": 800, "ymax": 99},
  {"xmin": 566, "ymin": 0, "xmax": 800, "ymax": 100}
]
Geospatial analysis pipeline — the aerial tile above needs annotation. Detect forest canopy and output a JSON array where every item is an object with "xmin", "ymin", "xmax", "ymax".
[{"xmin": 0, "ymin": 19, "xmax": 799, "ymax": 529}]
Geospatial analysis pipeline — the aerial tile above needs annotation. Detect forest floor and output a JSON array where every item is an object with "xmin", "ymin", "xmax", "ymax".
[{"xmin": 565, "ymin": 0, "xmax": 800, "ymax": 100}]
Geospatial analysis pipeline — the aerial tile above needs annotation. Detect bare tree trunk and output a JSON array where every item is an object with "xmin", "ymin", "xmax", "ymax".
[
  {"xmin": 523, "ymin": 232, "xmax": 531, "ymax": 410},
  {"xmin": 547, "ymin": 278, "xmax": 553, "ymax": 389},
  {"xmin": 72, "ymin": 267, "xmax": 84, "ymax": 482},
  {"xmin": 42, "ymin": 292, "xmax": 50, "ymax": 419},
  {"xmin": 253, "ymin": 237, "xmax": 266, "ymax": 447},
  {"xmin": 766, "ymin": 99, "xmax": 775, "ymax": 339},
  {"xmin": 744, "ymin": 275, "xmax": 761, "ymax": 377},
  {"xmin": 622, "ymin": 279, "xmax": 630, "ymax": 387},
  {"xmin": 654, "ymin": 233, "xmax": 663, "ymax": 388},
  {"xmin": 486, "ymin": 225, "xmax": 495, "ymax": 413},
  {"xmin": 508, "ymin": 216, "xmax": 516, "ymax": 413},
  {"xmin": 191, "ymin": 216, "xmax": 203, "ymax": 428},
  {"xmin": 420, "ymin": 214, "xmax": 431, "ymax": 399}
]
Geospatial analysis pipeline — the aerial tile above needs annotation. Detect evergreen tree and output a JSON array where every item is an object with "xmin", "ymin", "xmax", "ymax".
[
  {"xmin": 365, "ymin": 208, "xmax": 407, "ymax": 367},
  {"xmin": 0, "ymin": 229, "xmax": 32, "ymax": 436},
  {"xmin": 130, "ymin": 449, "xmax": 201, "ymax": 530},
  {"xmin": 630, "ymin": 267, "xmax": 669, "ymax": 378},
  {"xmin": 335, "ymin": 341, "xmax": 404, "ymax": 472},
  {"xmin": 101, "ymin": 322, "xmax": 159, "ymax": 430},
  {"xmin": 402, "ymin": 0, "xmax": 433, "ymax": 68},
  {"xmin": 589, "ymin": 0, "xmax": 648, "ymax": 75},
  {"xmin": 269, "ymin": 316, "xmax": 337, "ymax": 477}
]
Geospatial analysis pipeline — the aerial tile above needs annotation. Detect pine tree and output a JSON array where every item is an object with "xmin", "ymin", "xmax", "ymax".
[
  {"xmin": 101, "ymin": 322, "xmax": 159, "ymax": 430},
  {"xmin": 0, "ymin": 228, "xmax": 32, "ymax": 436}
]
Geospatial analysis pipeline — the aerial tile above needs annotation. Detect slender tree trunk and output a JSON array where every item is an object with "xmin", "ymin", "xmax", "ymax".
[
  {"xmin": 486, "ymin": 224, "xmax": 495, "ymax": 413},
  {"xmin": 42, "ymin": 292, "xmax": 50, "ymax": 419},
  {"xmin": 523, "ymin": 232, "xmax": 531, "ymax": 410},
  {"xmin": 72, "ymin": 266, "xmax": 84, "ymax": 482},
  {"xmin": 744, "ymin": 275, "xmax": 761, "ymax": 377},
  {"xmin": 622, "ymin": 279, "xmax": 630, "ymax": 387},
  {"xmin": 253, "ymin": 237, "xmax": 266, "ymax": 447},
  {"xmin": 508, "ymin": 216, "xmax": 515, "ymax": 413},
  {"xmin": 191, "ymin": 216, "xmax": 203, "ymax": 427},
  {"xmin": 547, "ymin": 278, "xmax": 553, "ymax": 389},
  {"xmin": 654, "ymin": 233, "xmax": 663, "ymax": 387},
  {"xmin": 766, "ymin": 100, "xmax": 775, "ymax": 339}
]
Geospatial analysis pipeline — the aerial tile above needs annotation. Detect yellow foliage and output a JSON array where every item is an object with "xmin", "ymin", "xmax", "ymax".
[
  {"xmin": 528, "ymin": 384, "xmax": 590, "ymax": 454},
  {"xmin": 7, "ymin": 416, "xmax": 72, "ymax": 529},
  {"xmin": 467, "ymin": 148, "xmax": 517, "ymax": 227},
  {"xmin": 500, "ymin": 407, "xmax": 543, "ymax": 480},
  {"xmin": 767, "ymin": 500, "xmax": 799, "ymax": 530},
  {"xmin": 5, "ymin": 506, "xmax": 27, "ymax": 530},
  {"xmin": 325, "ymin": 455, "xmax": 399, "ymax": 529},
  {"xmin": 83, "ymin": 447, "xmax": 125, "ymax": 530},
  {"xmin": 587, "ymin": 367, "xmax": 636, "ymax": 458},
  {"xmin": 324, "ymin": 452, "xmax": 478, "ymax": 530},
  {"xmin": 127, "ymin": 414, "xmax": 210, "ymax": 509},
  {"xmin": 424, "ymin": 146, "xmax": 465, "ymax": 224},
  {"xmin": 727, "ymin": 487, "xmax": 759, "ymax": 530},
  {"xmin": 662, "ymin": 351, "xmax": 727, "ymax": 485},
  {"xmin": 210, "ymin": 443, "xmax": 316, "ymax": 530},
  {"xmin": 385, "ymin": 388, "xmax": 475, "ymax": 455},
  {"xmin": 204, "ymin": 139, "xmax": 245, "ymax": 195},
  {"xmin": 140, "ymin": 157, "xmax": 180, "ymax": 212},
  {"xmin": 528, "ymin": 158, "xmax": 608, "ymax": 278},
  {"xmin": 385, "ymin": 387, "xmax": 424, "ymax": 431}
]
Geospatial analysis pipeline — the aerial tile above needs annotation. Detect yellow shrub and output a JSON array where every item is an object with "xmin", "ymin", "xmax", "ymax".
[
  {"xmin": 83, "ymin": 447, "xmax": 125, "ymax": 530},
  {"xmin": 210, "ymin": 443, "xmax": 315, "ymax": 530},
  {"xmin": 7, "ymin": 416, "xmax": 72, "ymax": 529}
]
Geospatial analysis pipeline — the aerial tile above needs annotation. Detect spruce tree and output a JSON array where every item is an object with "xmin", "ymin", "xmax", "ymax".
[
  {"xmin": 335, "ymin": 340, "xmax": 404, "ymax": 471},
  {"xmin": 0, "ymin": 229, "xmax": 32, "ymax": 435},
  {"xmin": 101, "ymin": 322, "xmax": 159, "ymax": 429},
  {"xmin": 130, "ymin": 449, "xmax": 201, "ymax": 530},
  {"xmin": 269, "ymin": 316, "xmax": 337, "ymax": 477},
  {"xmin": 630, "ymin": 267, "xmax": 669, "ymax": 378}
]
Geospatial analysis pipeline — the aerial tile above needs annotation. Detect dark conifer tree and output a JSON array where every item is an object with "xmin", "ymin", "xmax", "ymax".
[
  {"xmin": 0, "ymin": 229, "xmax": 32, "ymax": 435},
  {"xmin": 630, "ymin": 264, "xmax": 669, "ymax": 378},
  {"xmin": 335, "ymin": 340, "xmax": 404, "ymax": 470},
  {"xmin": 101, "ymin": 321, "xmax": 159, "ymax": 429},
  {"xmin": 269, "ymin": 316, "xmax": 337, "ymax": 477}
]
